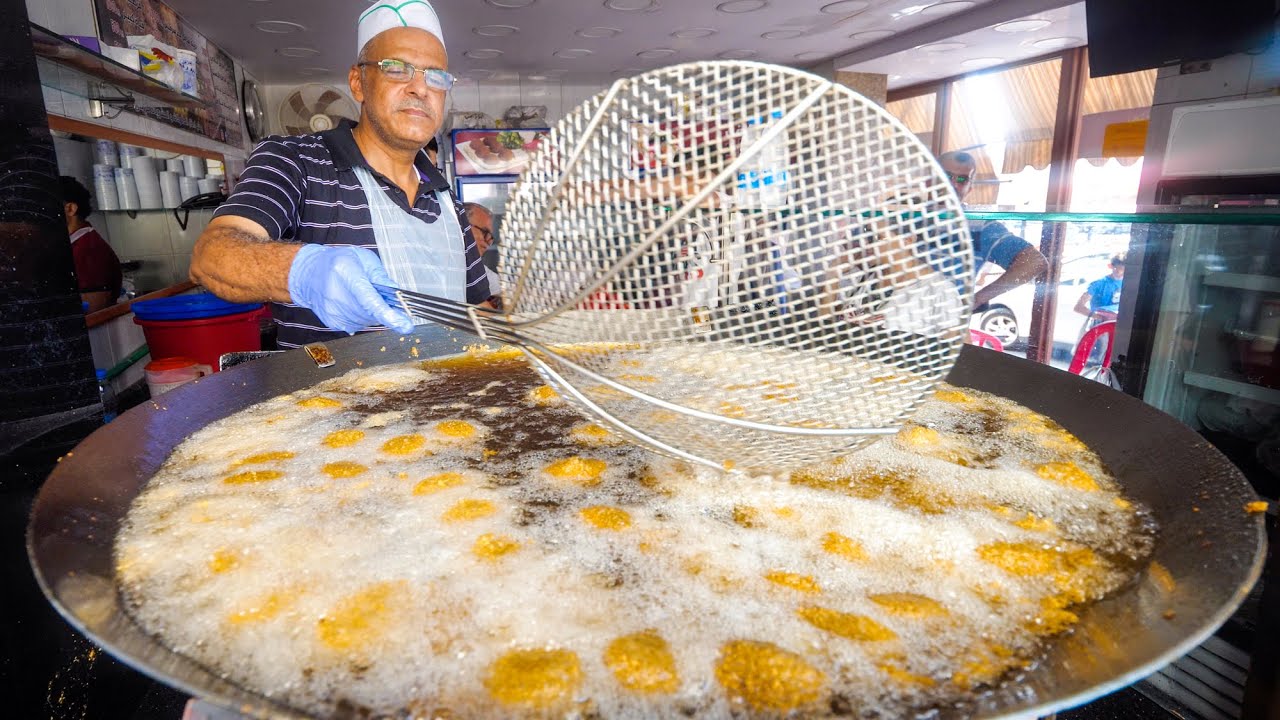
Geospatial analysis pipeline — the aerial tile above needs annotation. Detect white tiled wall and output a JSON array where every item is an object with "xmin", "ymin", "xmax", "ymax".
[{"xmin": 101, "ymin": 209, "xmax": 216, "ymax": 292}]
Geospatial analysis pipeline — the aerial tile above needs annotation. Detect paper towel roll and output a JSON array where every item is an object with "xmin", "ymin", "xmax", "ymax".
[
  {"xmin": 114, "ymin": 167, "xmax": 139, "ymax": 210},
  {"xmin": 130, "ymin": 156, "xmax": 163, "ymax": 209},
  {"xmin": 179, "ymin": 176, "xmax": 200, "ymax": 202},
  {"xmin": 160, "ymin": 171, "xmax": 182, "ymax": 208},
  {"xmin": 197, "ymin": 178, "xmax": 222, "ymax": 195},
  {"xmin": 165, "ymin": 158, "xmax": 185, "ymax": 174},
  {"xmin": 182, "ymin": 155, "xmax": 205, "ymax": 178},
  {"xmin": 119, "ymin": 145, "xmax": 144, "ymax": 169},
  {"xmin": 93, "ymin": 164, "xmax": 119, "ymax": 211},
  {"xmin": 93, "ymin": 139, "xmax": 119, "ymax": 167}
]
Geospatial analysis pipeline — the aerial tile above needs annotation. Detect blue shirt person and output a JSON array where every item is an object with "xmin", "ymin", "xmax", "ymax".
[
  {"xmin": 938, "ymin": 151, "xmax": 1047, "ymax": 309},
  {"xmin": 1074, "ymin": 253, "xmax": 1125, "ymax": 322}
]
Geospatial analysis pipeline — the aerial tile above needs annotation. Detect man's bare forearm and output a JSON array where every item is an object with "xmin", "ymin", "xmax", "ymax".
[
  {"xmin": 190, "ymin": 219, "xmax": 301, "ymax": 303},
  {"xmin": 974, "ymin": 246, "xmax": 1047, "ymax": 308}
]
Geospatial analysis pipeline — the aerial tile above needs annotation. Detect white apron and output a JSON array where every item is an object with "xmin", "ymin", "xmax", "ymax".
[{"xmin": 353, "ymin": 166, "xmax": 467, "ymax": 320}]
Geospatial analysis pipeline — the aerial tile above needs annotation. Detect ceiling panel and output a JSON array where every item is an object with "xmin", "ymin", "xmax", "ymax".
[{"xmin": 161, "ymin": 0, "xmax": 1012, "ymax": 84}]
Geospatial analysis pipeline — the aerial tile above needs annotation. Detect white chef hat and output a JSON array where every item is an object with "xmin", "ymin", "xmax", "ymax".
[{"xmin": 357, "ymin": 1, "xmax": 445, "ymax": 56}]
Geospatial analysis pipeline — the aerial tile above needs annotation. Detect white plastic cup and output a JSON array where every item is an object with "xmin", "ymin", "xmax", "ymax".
[
  {"xmin": 93, "ymin": 139, "xmax": 119, "ymax": 167},
  {"xmin": 179, "ymin": 176, "xmax": 200, "ymax": 202},
  {"xmin": 114, "ymin": 167, "xmax": 139, "ymax": 210},
  {"xmin": 166, "ymin": 158, "xmax": 185, "ymax": 174},
  {"xmin": 119, "ymin": 144, "xmax": 144, "ymax": 169},
  {"xmin": 175, "ymin": 49, "xmax": 198, "ymax": 97},
  {"xmin": 93, "ymin": 164, "xmax": 120, "ymax": 211},
  {"xmin": 197, "ymin": 178, "xmax": 222, "ymax": 195},
  {"xmin": 160, "ymin": 171, "xmax": 182, "ymax": 208},
  {"xmin": 182, "ymin": 155, "xmax": 205, "ymax": 178},
  {"xmin": 131, "ymin": 156, "xmax": 163, "ymax": 209}
]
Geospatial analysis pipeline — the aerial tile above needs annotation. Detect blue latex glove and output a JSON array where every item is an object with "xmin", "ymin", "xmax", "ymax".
[{"xmin": 287, "ymin": 245, "xmax": 415, "ymax": 335}]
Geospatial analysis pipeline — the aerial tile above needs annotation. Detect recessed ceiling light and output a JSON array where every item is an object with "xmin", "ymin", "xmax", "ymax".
[
  {"xmin": 889, "ymin": 74, "xmax": 903, "ymax": 81},
  {"xmin": 919, "ymin": 1, "xmax": 976, "ymax": 16},
  {"xmin": 527, "ymin": 74, "xmax": 548, "ymax": 81},
  {"xmin": 576, "ymin": 26, "xmax": 622, "ymax": 38},
  {"xmin": 850, "ymin": 29, "xmax": 894, "ymax": 42},
  {"xmin": 278, "ymin": 47, "xmax": 320, "ymax": 58},
  {"xmin": 717, "ymin": 49, "xmax": 758, "ymax": 59},
  {"xmin": 761, "ymin": 29, "xmax": 804, "ymax": 40},
  {"xmin": 820, "ymin": 0, "xmax": 869, "ymax": 14},
  {"xmin": 553, "ymin": 48, "xmax": 594, "ymax": 59},
  {"xmin": 484, "ymin": 0, "xmax": 536, "ymax": 8},
  {"xmin": 1033, "ymin": 36, "xmax": 1083, "ymax": 49},
  {"xmin": 994, "ymin": 19, "xmax": 1052, "ymax": 33},
  {"xmin": 299, "ymin": 67, "xmax": 331, "ymax": 77},
  {"xmin": 960, "ymin": 57, "xmax": 1003, "ymax": 68},
  {"xmin": 604, "ymin": 0, "xmax": 657, "ymax": 11},
  {"xmin": 464, "ymin": 48, "xmax": 504, "ymax": 59},
  {"xmin": 636, "ymin": 48, "xmax": 676, "ymax": 59},
  {"xmin": 794, "ymin": 51, "xmax": 825, "ymax": 61},
  {"xmin": 474, "ymin": 25, "xmax": 519, "ymax": 37},
  {"xmin": 919, "ymin": 41, "xmax": 967, "ymax": 53},
  {"xmin": 716, "ymin": 0, "xmax": 768, "ymax": 13},
  {"xmin": 671, "ymin": 27, "xmax": 717, "ymax": 39},
  {"xmin": 253, "ymin": 20, "xmax": 305, "ymax": 34}
]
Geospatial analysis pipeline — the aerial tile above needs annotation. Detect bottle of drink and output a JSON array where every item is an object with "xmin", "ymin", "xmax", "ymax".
[
  {"xmin": 96, "ymin": 368, "xmax": 117, "ymax": 423},
  {"xmin": 735, "ymin": 110, "xmax": 789, "ymax": 210}
]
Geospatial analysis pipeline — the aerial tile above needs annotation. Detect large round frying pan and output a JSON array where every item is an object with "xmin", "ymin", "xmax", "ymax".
[{"xmin": 27, "ymin": 329, "xmax": 1267, "ymax": 719}]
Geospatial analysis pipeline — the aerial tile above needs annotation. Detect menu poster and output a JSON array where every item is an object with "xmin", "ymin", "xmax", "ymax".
[{"xmin": 92, "ymin": 0, "xmax": 244, "ymax": 148}]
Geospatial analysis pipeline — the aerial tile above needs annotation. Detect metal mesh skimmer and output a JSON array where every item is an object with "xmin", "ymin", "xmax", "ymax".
[{"xmin": 390, "ymin": 61, "xmax": 973, "ymax": 472}]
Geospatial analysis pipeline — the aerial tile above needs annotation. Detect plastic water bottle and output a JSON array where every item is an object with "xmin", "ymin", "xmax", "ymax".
[
  {"xmin": 736, "ymin": 110, "xmax": 789, "ymax": 209},
  {"xmin": 96, "ymin": 369, "xmax": 117, "ymax": 423}
]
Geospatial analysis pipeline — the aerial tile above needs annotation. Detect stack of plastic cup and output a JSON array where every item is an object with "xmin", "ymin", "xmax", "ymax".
[
  {"xmin": 182, "ymin": 155, "xmax": 205, "ymax": 178},
  {"xmin": 131, "ymin": 156, "xmax": 163, "ymax": 209},
  {"xmin": 119, "ymin": 145, "xmax": 144, "ymax": 169},
  {"xmin": 93, "ymin": 139, "xmax": 119, "ymax": 167},
  {"xmin": 165, "ymin": 158, "xmax": 185, "ymax": 174},
  {"xmin": 93, "ymin": 164, "xmax": 120, "ymax": 211},
  {"xmin": 114, "ymin": 167, "xmax": 140, "ymax": 210},
  {"xmin": 160, "ymin": 171, "xmax": 182, "ymax": 208},
  {"xmin": 179, "ymin": 176, "xmax": 200, "ymax": 202},
  {"xmin": 197, "ymin": 177, "xmax": 222, "ymax": 195}
]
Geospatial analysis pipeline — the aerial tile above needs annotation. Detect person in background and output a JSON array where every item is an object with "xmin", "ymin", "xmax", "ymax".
[
  {"xmin": 59, "ymin": 176, "xmax": 122, "ymax": 313},
  {"xmin": 938, "ymin": 151, "xmax": 1047, "ymax": 309},
  {"xmin": 1074, "ymin": 252, "xmax": 1125, "ymax": 323},
  {"xmin": 189, "ymin": 0, "xmax": 489, "ymax": 349},
  {"xmin": 463, "ymin": 202, "xmax": 502, "ymax": 307}
]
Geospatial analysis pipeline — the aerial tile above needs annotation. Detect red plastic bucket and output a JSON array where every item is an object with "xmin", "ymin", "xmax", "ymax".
[{"xmin": 134, "ymin": 308, "xmax": 264, "ymax": 372}]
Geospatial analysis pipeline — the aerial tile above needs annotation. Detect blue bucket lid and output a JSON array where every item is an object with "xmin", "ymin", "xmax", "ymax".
[{"xmin": 132, "ymin": 294, "xmax": 263, "ymax": 321}]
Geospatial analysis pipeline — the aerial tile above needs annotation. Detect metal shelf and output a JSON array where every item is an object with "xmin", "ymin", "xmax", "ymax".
[
  {"xmin": 1202, "ymin": 272, "xmax": 1280, "ymax": 293},
  {"xmin": 30, "ymin": 23, "xmax": 202, "ymax": 110},
  {"xmin": 1183, "ymin": 370, "xmax": 1280, "ymax": 405}
]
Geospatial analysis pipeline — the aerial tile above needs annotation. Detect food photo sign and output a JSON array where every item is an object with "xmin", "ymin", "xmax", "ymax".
[{"xmin": 452, "ymin": 129, "xmax": 548, "ymax": 176}]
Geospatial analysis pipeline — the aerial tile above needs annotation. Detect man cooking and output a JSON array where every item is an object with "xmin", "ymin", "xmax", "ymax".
[
  {"xmin": 189, "ymin": 1, "xmax": 488, "ymax": 348},
  {"xmin": 937, "ymin": 151, "xmax": 1047, "ymax": 309}
]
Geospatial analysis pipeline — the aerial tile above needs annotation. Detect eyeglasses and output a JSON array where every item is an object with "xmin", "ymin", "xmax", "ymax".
[
  {"xmin": 473, "ymin": 225, "xmax": 494, "ymax": 242},
  {"xmin": 944, "ymin": 171, "xmax": 971, "ymax": 185},
  {"xmin": 359, "ymin": 59, "xmax": 455, "ymax": 91}
]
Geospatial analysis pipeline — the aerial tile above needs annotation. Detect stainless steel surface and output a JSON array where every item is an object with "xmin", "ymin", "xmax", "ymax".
[
  {"xmin": 27, "ymin": 329, "xmax": 1266, "ymax": 719},
  {"xmin": 446, "ymin": 61, "xmax": 973, "ymax": 473}
]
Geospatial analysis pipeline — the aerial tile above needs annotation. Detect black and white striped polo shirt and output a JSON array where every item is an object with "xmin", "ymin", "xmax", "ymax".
[{"xmin": 213, "ymin": 119, "xmax": 490, "ymax": 348}]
